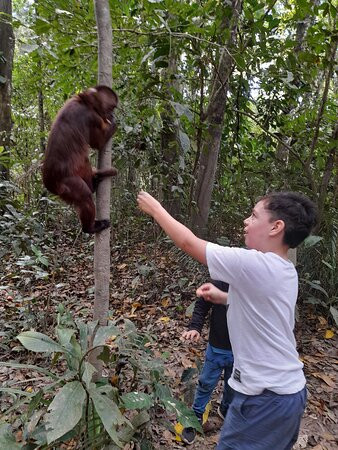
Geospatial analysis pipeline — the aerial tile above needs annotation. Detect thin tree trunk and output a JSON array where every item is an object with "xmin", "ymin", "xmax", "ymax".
[
  {"xmin": 160, "ymin": 48, "xmax": 183, "ymax": 217},
  {"xmin": 0, "ymin": 0, "xmax": 14, "ymax": 180},
  {"xmin": 191, "ymin": 0, "xmax": 242, "ymax": 235},
  {"xmin": 188, "ymin": 51, "xmax": 205, "ymax": 219},
  {"xmin": 315, "ymin": 122, "xmax": 338, "ymax": 231},
  {"xmin": 38, "ymin": 87, "xmax": 45, "ymax": 152},
  {"xmin": 275, "ymin": 16, "xmax": 313, "ymax": 175},
  {"xmin": 37, "ymin": 58, "xmax": 46, "ymax": 153},
  {"xmin": 306, "ymin": 36, "xmax": 337, "ymax": 171},
  {"xmin": 91, "ymin": 0, "xmax": 113, "ymax": 377}
]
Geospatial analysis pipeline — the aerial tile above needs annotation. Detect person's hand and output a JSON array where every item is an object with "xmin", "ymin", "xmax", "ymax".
[
  {"xmin": 137, "ymin": 191, "xmax": 162, "ymax": 217},
  {"xmin": 181, "ymin": 330, "xmax": 201, "ymax": 342},
  {"xmin": 196, "ymin": 283, "xmax": 228, "ymax": 304}
]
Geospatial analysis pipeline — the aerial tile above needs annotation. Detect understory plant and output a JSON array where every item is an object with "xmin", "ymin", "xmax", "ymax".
[
  {"xmin": 299, "ymin": 230, "xmax": 338, "ymax": 326},
  {"xmin": 0, "ymin": 306, "xmax": 201, "ymax": 449}
]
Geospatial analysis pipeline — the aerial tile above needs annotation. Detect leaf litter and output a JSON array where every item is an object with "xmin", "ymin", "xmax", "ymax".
[{"xmin": 0, "ymin": 237, "xmax": 337, "ymax": 449}]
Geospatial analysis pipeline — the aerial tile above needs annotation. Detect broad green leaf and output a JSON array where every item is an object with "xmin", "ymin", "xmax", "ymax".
[
  {"xmin": 93, "ymin": 324, "xmax": 120, "ymax": 347},
  {"xmin": 161, "ymin": 397, "xmax": 202, "ymax": 431},
  {"xmin": 179, "ymin": 155, "xmax": 185, "ymax": 170},
  {"xmin": 303, "ymin": 280, "xmax": 328, "ymax": 297},
  {"xmin": 171, "ymin": 102, "xmax": 193, "ymax": 121},
  {"xmin": 155, "ymin": 383, "xmax": 171, "ymax": 400},
  {"xmin": 26, "ymin": 409, "xmax": 44, "ymax": 435},
  {"xmin": 56, "ymin": 328, "xmax": 76, "ymax": 347},
  {"xmin": 17, "ymin": 331, "xmax": 65, "ymax": 354},
  {"xmin": 0, "ymin": 362, "xmax": 58, "ymax": 379},
  {"xmin": 46, "ymin": 381, "xmax": 86, "ymax": 445},
  {"xmin": 76, "ymin": 320, "xmax": 88, "ymax": 352},
  {"xmin": 178, "ymin": 130, "xmax": 190, "ymax": 153},
  {"xmin": 34, "ymin": 17, "xmax": 51, "ymax": 35},
  {"xmin": 63, "ymin": 336, "xmax": 82, "ymax": 370},
  {"xmin": 124, "ymin": 319, "xmax": 137, "ymax": 333},
  {"xmin": 121, "ymin": 392, "xmax": 154, "ymax": 410},
  {"xmin": 303, "ymin": 235, "xmax": 323, "ymax": 248},
  {"xmin": 82, "ymin": 362, "xmax": 97, "ymax": 388},
  {"xmin": 97, "ymin": 345, "xmax": 111, "ymax": 364},
  {"xmin": 28, "ymin": 390, "xmax": 44, "ymax": 416},
  {"xmin": 330, "ymin": 307, "xmax": 338, "ymax": 327},
  {"xmin": 233, "ymin": 53, "xmax": 245, "ymax": 70},
  {"xmin": 0, "ymin": 423, "xmax": 21, "ymax": 450},
  {"xmin": 88, "ymin": 387, "xmax": 126, "ymax": 446},
  {"xmin": 117, "ymin": 410, "xmax": 150, "ymax": 443}
]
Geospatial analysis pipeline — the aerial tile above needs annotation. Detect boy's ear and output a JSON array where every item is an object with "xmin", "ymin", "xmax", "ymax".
[{"xmin": 270, "ymin": 219, "xmax": 285, "ymax": 237}]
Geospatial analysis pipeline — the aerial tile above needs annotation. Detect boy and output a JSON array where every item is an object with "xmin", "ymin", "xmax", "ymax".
[
  {"xmin": 181, "ymin": 280, "xmax": 234, "ymax": 445},
  {"xmin": 137, "ymin": 191, "xmax": 317, "ymax": 450}
]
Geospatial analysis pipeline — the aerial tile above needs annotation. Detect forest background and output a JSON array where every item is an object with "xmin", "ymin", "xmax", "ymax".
[{"xmin": 0, "ymin": 0, "xmax": 337, "ymax": 449}]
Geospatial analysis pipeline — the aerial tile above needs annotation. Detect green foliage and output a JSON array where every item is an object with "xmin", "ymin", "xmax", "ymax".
[
  {"xmin": 1, "ymin": 309, "xmax": 200, "ymax": 448},
  {"xmin": 9, "ymin": 0, "xmax": 336, "ymax": 235},
  {"xmin": 0, "ymin": 202, "xmax": 53, "ymax": 285},
  {"xmin": 0, "ymin": 423, "xmax": 21, "ymax": 450},
  {"xmin": 45, "ymin": 381, "xmax": 86, "ymax": 444},
  {"xmin": 299, "ymin": 228, "xmax": 338, "ymax": 324}
]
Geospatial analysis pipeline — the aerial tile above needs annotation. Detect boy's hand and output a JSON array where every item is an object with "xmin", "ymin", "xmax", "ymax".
[
  {"xmin": 181, "ymin": 330, "xmax": 201, "ymax": 342},
  {"xmin": 196, "ymin": 283, "xmax": 228, "ymax": 305},
  {"xmin": 137, "ymin": 191, "xmax": 162, "ymax": 217}
]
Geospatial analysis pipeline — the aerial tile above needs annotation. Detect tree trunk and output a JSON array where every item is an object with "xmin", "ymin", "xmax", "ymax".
[
  {"xmin": 36, "ymin": 54, "xmax": 46, "ymax": 153},
  {"xmin": 315, "ymin": 122, "xmax": 338, "ymax": 232},
  {"xmin": 306, "ymin": 37, "xmax": 337, "ymax": 172},
  {"xmin": 275, "ymin": 16, "xmax": 307, "ymax": 169},
  {"xmin": 38, "ymin": 86, "xmax": 46, "ymax": 153},
  {"xmin": 160, "ymin": 48, "xmax": 183, "ymax": 217},
  {"xmin": 91, "ymin": 0, "xmax": 113, "ymax": 377},
  {"xmin": 0, "ymin": 0, "xmax": 14, "ymax": 179},
  {"xmin": 191, "ymin": 0, "xmax": 242, "ymax": 235}
]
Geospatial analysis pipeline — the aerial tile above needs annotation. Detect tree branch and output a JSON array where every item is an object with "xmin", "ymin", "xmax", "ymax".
[
  {"xmin": 232, "ymin": 107, "xmax": 305, "ymax": 166},
  {"xmin": 306, "ymin": 35, "xmax": 337, "ymax": 170}
]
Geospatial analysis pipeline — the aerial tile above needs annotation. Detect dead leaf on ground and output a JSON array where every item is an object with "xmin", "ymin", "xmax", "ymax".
[
  {"xmin": 161, "ymin": 297, "xmax": 171, "ymax": 307},
  {"xmin": 158, "ymin": 316, "xmax": 170, "ymax": 323},
  {"xmin": 311, "ymin": 372, "xmax": 336, "ymax": 388},
  {"xmin": 324, "ymin": 329, "xmax": 334, "ymax": 339}
]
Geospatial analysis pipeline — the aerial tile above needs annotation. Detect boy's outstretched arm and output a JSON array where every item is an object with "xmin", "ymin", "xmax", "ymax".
[{"xmin": 137, "ymin": 191, "xmax": 207, "ymax": 265}]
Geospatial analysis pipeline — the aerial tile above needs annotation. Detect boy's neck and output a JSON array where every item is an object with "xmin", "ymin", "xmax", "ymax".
[
  {"xmin": 271, "ymin": 248, "xmax": 290, "ymax": 261},
  {"xmin": 257, "ymin": 243, "xmax": 290, "ymax": 260}
]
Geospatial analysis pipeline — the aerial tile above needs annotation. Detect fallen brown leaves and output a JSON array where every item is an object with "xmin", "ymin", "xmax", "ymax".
[{"xmin": 0, "ymin": 237, "xmax": 337, "ymax": 449}]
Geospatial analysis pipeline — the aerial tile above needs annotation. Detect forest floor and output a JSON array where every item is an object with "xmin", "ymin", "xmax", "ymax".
[{"xmin": 0, "ymin": 234, "xmax": 337, "ymax": 449}]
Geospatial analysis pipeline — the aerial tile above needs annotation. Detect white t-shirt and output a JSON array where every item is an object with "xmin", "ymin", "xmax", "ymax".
[{"xmin": 206, "ymin": 243, "xmax": 306, "ymax": 395}]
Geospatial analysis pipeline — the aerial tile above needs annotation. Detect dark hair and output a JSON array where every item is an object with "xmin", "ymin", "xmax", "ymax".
[{"xmin": 261, "ymin": 191, "xmax": 318, "ymax": 248}]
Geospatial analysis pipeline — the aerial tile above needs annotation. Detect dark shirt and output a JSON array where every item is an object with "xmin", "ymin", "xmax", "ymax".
[{"xmin": 187, "ymin": 280, "xmax": 232, "ymax": 351}]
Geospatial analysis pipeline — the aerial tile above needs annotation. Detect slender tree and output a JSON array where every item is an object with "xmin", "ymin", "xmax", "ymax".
[
  {"xmin": 0, "ymin": 0, "xmax": 14, "ymax": 179},
  {"xmin": 91, "ymin": 0, "xmax": 114, "ymax": 376},
  {"xmin": 191, "ymin": 0, "xmax": 242, "ymax": 235},
  {"xmin": 160, "ymin": 47, "xmax": 183, "ymax": 217}
]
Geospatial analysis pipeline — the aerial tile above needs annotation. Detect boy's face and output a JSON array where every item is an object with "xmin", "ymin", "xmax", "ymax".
[{"xmin": 243, "ymin": 200, "xmax": 277, "ymax": 250}]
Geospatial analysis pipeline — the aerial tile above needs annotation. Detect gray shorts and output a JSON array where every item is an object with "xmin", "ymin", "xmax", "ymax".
[{"xmin": 216, "ymin": 387, "xmax": 307, "ymax": 450}]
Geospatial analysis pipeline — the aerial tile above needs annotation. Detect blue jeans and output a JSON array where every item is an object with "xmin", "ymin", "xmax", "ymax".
[
  {"xmin": 193, "ymin": 344, "xmax": 234, "ymax": 417},
  {"xmin": 216, "ymin": 387, "xmax": 307, "ymax": 449}
]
